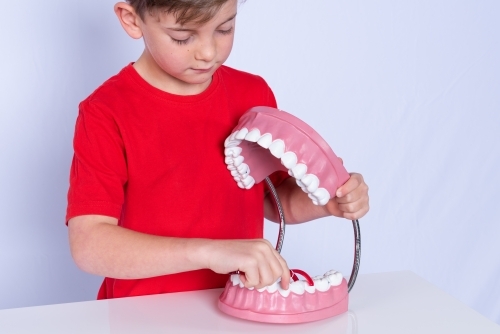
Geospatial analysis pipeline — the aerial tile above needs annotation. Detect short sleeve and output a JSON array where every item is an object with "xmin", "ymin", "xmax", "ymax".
[
  {"xmin": 66, "ymin": 101, "xmax": 128, "ymax": 222},
  {"xmin": 265, "ymin": 81, "xmax": 278, "ymax": 109}
]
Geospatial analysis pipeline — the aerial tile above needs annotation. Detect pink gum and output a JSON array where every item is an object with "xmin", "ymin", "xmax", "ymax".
[
  {"xmin": 234, "ymin": 106, "xmax": 350, "ymax": 197},
  {"xmin": 218, "ymin": 279, "xmax": 349, "ymax": 323}
]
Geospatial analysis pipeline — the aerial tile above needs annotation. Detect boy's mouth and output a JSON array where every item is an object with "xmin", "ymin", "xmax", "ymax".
[{"xmin": 191, "ymin": 66, "xmax": 214, "ymax": 73}]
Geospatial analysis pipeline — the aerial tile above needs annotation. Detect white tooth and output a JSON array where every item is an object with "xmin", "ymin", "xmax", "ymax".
[
  {"xmin": 301, "ymin": 174, "xmax": 313, "ymax": 187},
  {"xmin": 267, "ymin": 281, "xmax": 278, "ymax": 293},
  {"xmin": 241, "ymin": 176, "xmax": 253, "ymax": 187},
  {"xmin": 234, "ymin": 176, "xmax": 241, "ymax": 182},
  {"xmin": 239, "ymin": 167, "xmax": 250, "ymax": 178},
  {"xmin": 325, "ymin": 269, "xmax": 337, "ymax": 276},
  {"xmin": 296, "ymin": 179, "xmax": 305, "ymax": 188},
  {"xmin": 257, "ymin": 133, "xmax": 273, "ymax": 148},
  {"xmin": 230, "ymin": 170, "xmax": 239, "ymax": 177},
  {"xmin": 224, "ymin": 135, "xmax": 232, "ymax": 147},
  {"xmin": 237, "ymin": 182, "xmax": 245, "ymax": 189},
  {"xmin": 244, "ymin": 176, "xmax": 255, "ymax": 189},
  {"xmin": 318, "ymin": 197, "xmax": 329, "ymax": 205},
  {"xmin": 277, "ymin": 284, "xmax": 291, "ymax": 297},
  {"xmin": 227, "ymin": 165, "xmax": 237, "ymax": 171},
  {"xmin": 307, "ymin": 182, "xmax": 319, "ymax": 193},
  {"xmin": 269, "ymin": 139, "xmax": 285, "ymax": 158},
  {"xmin": 302, "ymin": 174, "xmax": 319, "ymax": 193},
  {"xmin": 280, "ymin": 151, "xmax": 298, "ymax": 169},
  {"xmin": 257, "ymin": 287, "xmax": 267, "ymax": 292},
  {"xmin": 229, "ymin": 132, "xmax": 237, "ymax": 141},
  {"xmin": 314, "ymin": 188, "xmax": 331, "ymax": 206},
  {"xmin": 235, "ymin": 128, "xmax": 248, "ymax": 140},
  {"xmin": 313, "ymin": 188, "xmax": 330, "ymax": 200},
  {"xmin": 247, "ymin": 287, "xmax": 254, "ymax": 291},
  {"xmin": 290, "ymin": 164, "xmax": 307, "ymax": 179},
  {"xmin": 225, "ymin": 147, "xmax": 242, "ymax": 158},
  {"xmin": 236, "ymin": 163, "xmax": 248, "ymax": 173},
  {"xmin": 308, "ymin": 193, "xmax": 319, "ymax": 203},
  {"xmin": 245, "ymin": 129, "xmax": 261, "ymax": 142},
  {"xmin": 289, "ymin": 280, "xmax": 306, "ymax": 295},
  {"xmin": 224, "ymin": 130, "xmax": 242, "ymax": 147},
  {"xmin": 233, "ymin": 156, "xmax": 244, "ymax": 167},
  {"xmin": 304, "ymin": 284, "xmax": 316, "ymax": 294},
  {"xmin": 225, "ymin": 141, "xmax": 242, "ymax": 148},
  {"xmin": 230, "ymin": 274, "xmax": 241, "ymax": 286},
  {"xmin": 327, "ymin": 272, "xmax": 343, "ymax": 286},
  {"xmin": 225, "ymin": 157, "xmax": 233, "ymax": 164},
  {"xmin": 314, "ymin": 277, "xmax": 330, "ymax": 292},
  {"xmin": 312, "ymin": 200, "xmax": 319, "ymax": 205}
]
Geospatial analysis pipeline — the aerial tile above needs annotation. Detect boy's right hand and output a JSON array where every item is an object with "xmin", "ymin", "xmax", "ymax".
[{"xmin": 203, "ymin": 239, "xmax": 290, "ymax": 290}]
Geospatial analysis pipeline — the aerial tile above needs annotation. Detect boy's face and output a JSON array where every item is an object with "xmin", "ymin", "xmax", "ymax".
[{"xmin": 132, "ymin": 0, "xmax": 237, "ymax": 95}]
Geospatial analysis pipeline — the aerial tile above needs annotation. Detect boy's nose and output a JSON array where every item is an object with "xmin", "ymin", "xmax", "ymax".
[{"xmin": 194, "ymin": 38, "xmax": 216, "ymax": 63}]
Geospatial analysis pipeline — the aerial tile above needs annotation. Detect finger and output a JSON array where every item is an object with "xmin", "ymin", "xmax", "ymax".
[
  {"xmin": 257, "ymin": 245, "xmax": 284, "ymax": 288},
  {"xmin": 268, "ymin": 250, "xmax": 288, "ymax": 289},
  {"xmin": 256, "ymin": 262, "xmax": 274, "ymax": 289},
  {"xmin": 335, "ymin": 185, "xmax": 366, "ymax": 204},
  {"xmin": 336, "ymin": 173, "xmax": 362, "ymax": 197},
  {"xmin": 337, "ymin": 176, "xmax": 368, "ymax": 201},
  {"xmin": 275, "ymin": 254, "xmax": 290, "ymax": 290},
  {"xmin": 337, "ymin": 198, "xmax": 366, "ymax": 214},
  {"xmin": 342, "ymin": 205, "xmax": 369, "ymax": 220},
  {"xmin": 243, "ymin": 265, "xmax": 260, "ymax": 288}
]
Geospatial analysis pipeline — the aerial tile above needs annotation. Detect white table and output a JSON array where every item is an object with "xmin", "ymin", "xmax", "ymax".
[{"xmin": 1, "ymin": 271, "xmax": 499, "ymax": 333}]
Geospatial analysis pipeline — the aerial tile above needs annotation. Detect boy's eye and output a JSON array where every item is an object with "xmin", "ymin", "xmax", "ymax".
[
  {"xmin": 217, "ymin": 27, "xmax": 234, "ymax": 35},
  {"xmin": 171, "ymin": 37, "xmax": 190, "ymax": 45}
]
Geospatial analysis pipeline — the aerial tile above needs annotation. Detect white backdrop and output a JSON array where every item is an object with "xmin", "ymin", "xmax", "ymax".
[{"xmin": 0, "ymin": 0, "xmax": 499, "ymax": 325}]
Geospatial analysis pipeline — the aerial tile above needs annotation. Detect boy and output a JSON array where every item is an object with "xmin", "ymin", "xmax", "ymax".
[{"xmin": 67, "ymin": 0, "xmax": 369, "ymax": 299}]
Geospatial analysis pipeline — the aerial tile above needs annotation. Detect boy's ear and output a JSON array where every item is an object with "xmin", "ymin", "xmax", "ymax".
[{"xmin": 114, "ymin": 2, "xmax": 143, "ymax": 39}]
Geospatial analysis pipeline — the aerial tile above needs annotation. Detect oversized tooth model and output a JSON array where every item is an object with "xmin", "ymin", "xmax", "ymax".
[
  {"xmin": 223, "ymin": 106, "xmax": 350, "ymax": 205},
  {"xmin": 218, "ymin": 106, "xmax": 361, "ymax": 324}
]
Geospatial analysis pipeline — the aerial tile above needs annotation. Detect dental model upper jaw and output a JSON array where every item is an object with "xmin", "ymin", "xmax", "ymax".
[
  {"xmin": 223, "ymin": 107, "xmax": 350, "ymax": 205},
  {"xmin": 224, "ymin": 128, "xmax": 331, "ymax": 201},
  {"xmin": 224, "ymin": 128, "xmax": 331, "ymax": 205},
  {"xmin": 224, "ymin": 126, "xmax": 332, "ymax": 204}
]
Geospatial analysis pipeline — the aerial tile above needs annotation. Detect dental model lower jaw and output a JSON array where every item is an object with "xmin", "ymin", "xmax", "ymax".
[
  {"xmin": 219, "ymin": 269, "xmax": 349, "ymax": 321},
  {"xmin": 224, "ymin": 107, "xmax": 350, "ymax": 205}
]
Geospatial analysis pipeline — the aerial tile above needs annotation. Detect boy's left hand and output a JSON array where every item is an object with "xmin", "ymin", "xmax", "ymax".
[{"xmin": 325, "ymin": 172, "xmax": 369, "ymax": 220}]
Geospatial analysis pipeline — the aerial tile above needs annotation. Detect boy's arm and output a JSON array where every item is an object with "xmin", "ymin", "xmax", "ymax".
[
  {"xmin": 264, "ymin": 172, "xmax": 369, "ymax": 224},
  {"xmin": 68, "ymin": 215, "xmax": 291, "ymax": 289}
]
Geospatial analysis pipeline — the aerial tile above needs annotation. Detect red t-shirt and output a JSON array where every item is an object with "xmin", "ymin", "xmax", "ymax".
[{"xmin": 67, "ymin": 64, "xmax": 288, "ymax": 299}]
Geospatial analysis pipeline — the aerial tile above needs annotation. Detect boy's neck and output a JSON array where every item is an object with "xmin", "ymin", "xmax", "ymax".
[{"xmin": 133, "ymin": 50, "xmax": 213, "ymax": 96}]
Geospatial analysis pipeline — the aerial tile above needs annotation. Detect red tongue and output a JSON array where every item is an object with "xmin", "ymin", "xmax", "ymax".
[{"xmin": 290, "ymin": 269, "xmax": 314, "ymax": 286}]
